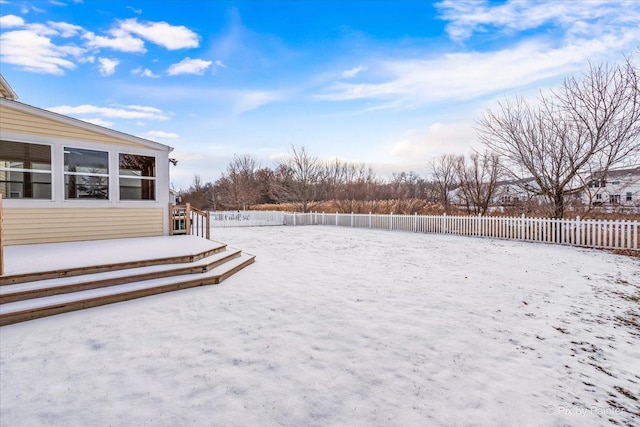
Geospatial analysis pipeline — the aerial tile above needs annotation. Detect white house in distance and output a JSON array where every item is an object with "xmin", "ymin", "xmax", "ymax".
[
  {"xmin": 0, "ymin": 74, "xmax": 174, "ymax": 245},
  {"xmin": 585, "ymin": 167, "xmax": 640, "ymax": 209}
]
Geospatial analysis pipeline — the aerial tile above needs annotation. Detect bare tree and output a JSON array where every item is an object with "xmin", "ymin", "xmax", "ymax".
[
  {"xmin": 181, "ymin": 175, "xmax": 215, "ymax": 209},
  {"xmin": 272, "ymin": 145, "xmax": 324, "ymax": 212},
  {"xmin": 455, "ymin": 152, "xmax": 501, "ymax": 215},
  {"xmin": 430, "ymin": 154, "xmax": 462, "ymax": 214},
  {"xmin": 216, "ymin": 154, "xmax": 261, "ymax": 210},
  {"xmin": 477, "ymin": 57, "xmax": 640, "ymax": 218}
]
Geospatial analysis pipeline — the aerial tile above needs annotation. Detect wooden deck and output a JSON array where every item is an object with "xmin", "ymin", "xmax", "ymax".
[{"xmin": 0, "ymin": 236, "xmax": 255, "ymax": 326}]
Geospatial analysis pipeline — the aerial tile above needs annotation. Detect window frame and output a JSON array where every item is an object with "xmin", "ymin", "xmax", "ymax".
[
  {"xmin": 117, "ymin": 152, "xmax": 157, "ymax": 201},
  {"xmin": 63, "ymin": 145, "xmax": 110, "ymax": 201},
  {"xmin": 0, "ymin": 140, "xmax": 53, "ymax": 200}
]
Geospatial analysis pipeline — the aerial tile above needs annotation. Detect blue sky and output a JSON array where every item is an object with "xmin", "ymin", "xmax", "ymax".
[{"xmin": 1, "ymin": 0, "xmax": 639, "ymax": 189}]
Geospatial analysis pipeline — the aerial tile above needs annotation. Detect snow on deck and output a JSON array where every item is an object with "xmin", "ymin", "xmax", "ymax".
[
  {"xmin": 1, "ymin": 235, "xmax": 225, "ymax": 276},
  {"xmin": 1, "ymin": 226, "xmax": 639, "ymax": 426}
]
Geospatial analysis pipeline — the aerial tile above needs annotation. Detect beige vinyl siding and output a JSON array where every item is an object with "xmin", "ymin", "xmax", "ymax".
[
  {"xmin": 0, "ymin": 104, "xmax": 140, "ymax": 148},
  {"xmin": 3, "ymin": 208, "xmax": 164, "ymax": 245}
]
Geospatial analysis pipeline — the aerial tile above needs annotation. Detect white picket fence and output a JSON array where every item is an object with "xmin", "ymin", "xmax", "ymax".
[
  {"xmin": 208, "ymin": 210, "xmax": 639, "ymax": 251},
  {"xmin": 209, "ymin": 210, "xmax": 285, "ymax": 227}
]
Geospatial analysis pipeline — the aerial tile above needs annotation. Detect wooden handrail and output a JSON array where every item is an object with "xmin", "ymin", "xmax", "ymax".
[{"xmin": 169, "ymin": 203, "xmax": 210, "ymax": 240}]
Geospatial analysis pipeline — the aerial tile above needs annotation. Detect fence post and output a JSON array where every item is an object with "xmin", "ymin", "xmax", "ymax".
[
  {"xmin": 575, "ymin": 216, "xmax": 581, "ymax": 247},
  {"xmin": 442, "ymin": 213, "xmax": 447, "ymax": 234},
  {"xmin": 336, "ymin": 211, "xmax": 338, "ymax": 226},
  {"xmin": 369, "ymin": 212, "xmax": 372, "ymax": 228},
  {"xmin": 294, "ymin": 212, "xmax": 297, "ymax": 226},
  {"xmin": 390, "ymin": 212, "xmax": 393, "ymax": 230},
  {"xmin": 520, "ymin": 214, "xmax": 525, "ymax": 240},
  {"xmin": 351, "ymin": 212, "xmax": 354, "ymax": 227},
  {"xmin": 414, "ymin": 212, "xmax": 417, "ymax": 232}
]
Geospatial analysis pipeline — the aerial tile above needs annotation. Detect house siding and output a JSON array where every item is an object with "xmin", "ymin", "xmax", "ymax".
[
  {"xmin": 1, "ymin": 99, "xmax": 174, "ymax": 241},
  {"xmin": 0, "ymin": 104, "xmax": 142, "ymax": 148},
  {"xmin": 3, "ymin": 207, "xmax": 164, "ymax": 245}
]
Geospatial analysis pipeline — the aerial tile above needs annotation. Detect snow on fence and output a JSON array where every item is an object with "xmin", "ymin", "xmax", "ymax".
[{"xmin": 281, "ymin": 211, "xmax": 639, "ymax": 252}]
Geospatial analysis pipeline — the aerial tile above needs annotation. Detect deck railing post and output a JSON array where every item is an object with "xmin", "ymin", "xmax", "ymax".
[
  {"xmin": 206, "ymin": 210, "xmax": 211, "ymax": 240},
  {"xmin": 186, "ymin": 203, "xmax": 192, "ymax": 235},
  {"xmin": 168, "ymin": 203, "xmax": 174, "ymax": 236}
]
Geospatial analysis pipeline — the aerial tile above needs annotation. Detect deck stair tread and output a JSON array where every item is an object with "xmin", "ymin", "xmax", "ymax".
[
  {"xmin": 0, "ymin": 253, "xmax": 255, "ymax": 318},
  {"xmin": 0, "ymin": 236, "xmax": 256, "ymax": 326},
  {"xmin": 0, "ymin": 248, "xmax": 242, "ymax": 300},
  {"xmin": 0, "ymin": 237, "xmax": 228, "ymax": 286}
]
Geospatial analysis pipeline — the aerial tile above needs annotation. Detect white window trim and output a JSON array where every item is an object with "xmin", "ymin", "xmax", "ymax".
[
  {"xmin": 0, "ymin": 140, "xmax": 54, "ymax": 201},
  {"xmin": 63, "ymin": 145, "xmax": 110, "ymax": 201},
  {"xmin": 117, "ymin": 152, "xmax": 157, "ymax": 202}
]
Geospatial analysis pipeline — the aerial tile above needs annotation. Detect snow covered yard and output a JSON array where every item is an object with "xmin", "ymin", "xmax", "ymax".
[{"xmin": 1, "ymin": 226, "xmax": 639, "ymax": 427}]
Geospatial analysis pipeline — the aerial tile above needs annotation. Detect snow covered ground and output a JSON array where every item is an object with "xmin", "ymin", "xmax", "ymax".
[{"xmin": 1, "ymin": 226, "xmax": 639, "ymax": 426}]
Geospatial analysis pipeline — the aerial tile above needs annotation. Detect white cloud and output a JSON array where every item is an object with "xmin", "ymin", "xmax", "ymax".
[
  {"xmin": 390, "ymin": 123, "xmax": 479, "ymax": 164},
  {"xmin": 126, "ymin": 6, "xmax": 142, "ymax": 14},
  {"xmin": 167, "ymin": 57, "xmax": 212, "ymax": 76},
  {"xmin": 0, "ymin": 14, "xmax": 25, "ymax": 28},
  {"xmin": 81, "ymin": 117, "xmax": 114, "ymax": 127},
  {"xmin": 47, "ymin": 21, "xmax": 84, "ymax": 38},
  {"xmin": 316, "ymin": 32, "xmax": 639, "ymax": 109},
  {"xmin": 48, "ymin": 104, "xmax": 170, "ymax": 121},
  {"xmin": 97, "ymin": 57, "xmax": 118, "ymax": 76},
  {"xmin": 145, "ymin": 130, "xmax": 180, "ymax": 139},
  {"xmin": 436, "ymin": 0, "xmax": 640, "ymax": 41},
  {"xmin": 342, "ymin": 66, "xmax": 367, "ymax": 78},
  {"xmin": 126, "ymin": 105, "xmax": 166, "ymax": 114},
  {"xmin": 132, "ymin": 66, "xmax": 159, "ymax": 78},
  {"xmin": 0, "ymin": 29, "xmax": 79, "ymax": 74},
  {"xmin": 84, "ymin": 28, "xmax": 145, "ymax": 53},
  {"xmin": 215, "ymin": 60, "xmax": 227, "ymax": 68},
  {"xmin": 230, "ymin": 90, "xmax": 283, "ymax": 114},
  {"xmin": 119, "ymin": 18, "xmax": 199, "ymax": 50}
]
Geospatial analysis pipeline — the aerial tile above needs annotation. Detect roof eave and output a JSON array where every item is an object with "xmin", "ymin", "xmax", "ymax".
[{"xmin": 0, "ymin": 98, "xmax": 174, "ymax": 153}]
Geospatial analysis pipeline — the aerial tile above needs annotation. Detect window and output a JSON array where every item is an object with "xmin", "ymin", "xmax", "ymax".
[
  {"xmin": 64, "ymin": 147, "xmax": 109, "ymax": 199},
  {"xmin": 626, "ymin": 192, "xmax": 633, "ymax": 202},
  {"xmin": 119, "ymin": 154, "xmax": 156, "ymax": 200},
  {"xmin": 0, "ymin": 141, "xmax": 52, "ymax": 199},
  {"xmin": 609, "ymin": 194, "xmax": 621, "ymax": 205}
]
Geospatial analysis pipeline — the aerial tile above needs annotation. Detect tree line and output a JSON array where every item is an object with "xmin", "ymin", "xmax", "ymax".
[{"xmin": 180, "ymin": 56, "xmax": 639, "ymax": 219}]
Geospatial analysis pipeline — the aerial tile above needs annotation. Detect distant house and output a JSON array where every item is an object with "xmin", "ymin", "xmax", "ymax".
[
  {"xmin": 0, "ymin": 75, "xmax": 175, "ymax": 245},
  {"xmin": 584, "ymin": 167, "xmax": 640, "ymax": 209}
]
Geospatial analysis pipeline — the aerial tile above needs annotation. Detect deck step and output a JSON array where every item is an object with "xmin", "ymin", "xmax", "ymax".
[
  {"xmin": 0, "ymin": 239, "xmax": 228, "ymax": 286},
  {"xmin": 0, "ymin": 249, "xmax": 242, "ymax": 304},
  {"xmin": 0, "ymin": 253, "xmax": 255, "ymax": 326}
]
